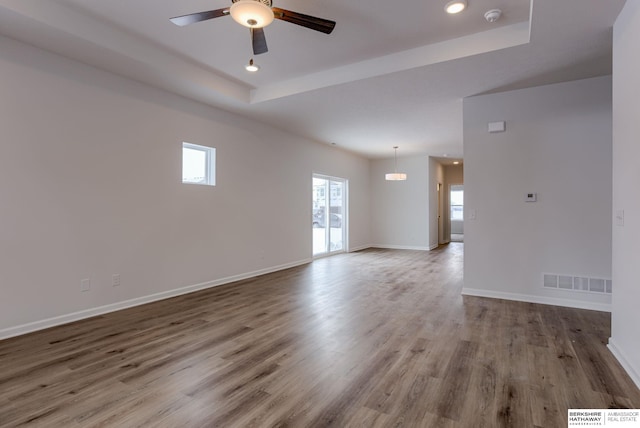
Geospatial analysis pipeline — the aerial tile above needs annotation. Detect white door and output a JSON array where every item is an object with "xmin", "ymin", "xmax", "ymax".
[{"xmin": 312, "ymin": 175, "xmax": 347, "ymax": 256}]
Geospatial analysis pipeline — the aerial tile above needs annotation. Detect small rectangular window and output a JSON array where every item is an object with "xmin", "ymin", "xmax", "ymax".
[
  {"xmin": 182, "ymin": 142, "xmax": 215, "ymax": 186},
  {"xmin": 450, "ymin": 188, "xmax": 463, "ymax": 221}
]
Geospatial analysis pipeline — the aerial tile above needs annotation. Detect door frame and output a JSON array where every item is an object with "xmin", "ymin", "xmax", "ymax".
[
  {"xmin": 438, "ymin": 182, "xmax": 445, "ymax": 245},
  {"xmin": 312, "ymin": 174, "xmax": 348, "ymax": 258}
]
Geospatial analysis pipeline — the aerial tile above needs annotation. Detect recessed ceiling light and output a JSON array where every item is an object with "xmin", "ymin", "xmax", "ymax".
[
  {"xmin": 445, "ymin": 0, "xmax": 467, "ymax": 14},
  {"xmin": 453, "ymin": 161, "xmax": 460, "ymax": 165},
  {"xmin": 245, "ymin": 58, "xmax": 260, "ymax": 72}
]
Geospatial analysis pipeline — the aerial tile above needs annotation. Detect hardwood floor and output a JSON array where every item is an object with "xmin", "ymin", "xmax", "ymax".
[{"xmin": 1, "ymin": 244, "xmax": 639, "ymax": 427}]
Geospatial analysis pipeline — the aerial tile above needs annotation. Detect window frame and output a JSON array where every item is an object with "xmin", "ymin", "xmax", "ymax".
[
  {"xmin": 182, "ymin": 142, "xmax": 216, "ymax": 186},
  {"xmin": 450, "ymin": 187, "xmax": 463, "ymax": 221}
]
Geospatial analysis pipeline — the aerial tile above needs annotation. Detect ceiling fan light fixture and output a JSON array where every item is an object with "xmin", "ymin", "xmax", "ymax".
[
  {"xmin": 445, "ymin": 0, "xmax": 467, "ymax": 14},
  {"xmin": 245, "ymin": 58, "xmax": 260, "ymax": 72},
  {"xmin": 230, "ymin": 0, "xmax": 274, "ymax": 28}
]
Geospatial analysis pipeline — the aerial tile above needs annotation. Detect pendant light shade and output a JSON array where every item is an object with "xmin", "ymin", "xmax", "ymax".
[
  {"xmin": 385, "ymin": 146, "xmax": 407, "ymax": 181},
  {"xmin": 385, "ymin": 172, "xmax": 407, "ymax": 181}
]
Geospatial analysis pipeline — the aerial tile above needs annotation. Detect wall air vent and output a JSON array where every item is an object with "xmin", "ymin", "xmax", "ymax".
[{"xmin": 543, "ymin": 273, "xmax": 612, "ymax": 295}]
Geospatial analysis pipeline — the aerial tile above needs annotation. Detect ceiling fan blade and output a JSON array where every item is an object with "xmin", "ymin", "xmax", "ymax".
[
  {"xmin": 251, "ymin": 28, "xmax": 268, "ymax": 55},
  {"xmin": 271, "ymin": 7, "xmax": 336, "ymax": 34},
  {"xmin": 170, "ymin": 8, "xmax": 229, "ymax": 26}
]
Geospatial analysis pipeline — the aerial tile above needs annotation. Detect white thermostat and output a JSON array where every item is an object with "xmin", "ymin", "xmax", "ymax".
[
  {"xmin": 488, "ymin": 121, "xmax": 506, "ymax": 133},
  {"xmin": 525, "ymin": 193, "xmax": 537, "ymax": 202}
]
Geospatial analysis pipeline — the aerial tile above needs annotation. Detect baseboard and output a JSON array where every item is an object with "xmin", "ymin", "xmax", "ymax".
[
  {"xmin": 461, "ymin": 287, "xmax": 612, "ymax": 312},
  {"xmin": 349, "ymin": 244, "xmax": 372, "ymax": 252},
  {"xmin": 0, "ymin": 258, "xmax": 312, "ymax": 341},
  {"xmin": 607, "ymin": 338, "xmax": 640, "ymax": 390},
  {"xmin": 372, "ymin": 244, "xmax": 433, "ymax": 251}
]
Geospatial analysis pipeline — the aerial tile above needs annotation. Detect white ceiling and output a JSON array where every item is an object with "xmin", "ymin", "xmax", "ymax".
[{"xmin": 0, "ymin": 0, "xmax": 625, "ymax": 159}]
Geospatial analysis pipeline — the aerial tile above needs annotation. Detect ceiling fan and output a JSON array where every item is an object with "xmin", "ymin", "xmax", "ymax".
[{"xmin": 170, "ymin": 0, "xmax": 336, "ymax": 56}]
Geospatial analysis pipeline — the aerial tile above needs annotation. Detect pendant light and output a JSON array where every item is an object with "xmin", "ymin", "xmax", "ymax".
[{"xmin": 385, "ymin": 146, "xmax": 407, "ymax": 181}]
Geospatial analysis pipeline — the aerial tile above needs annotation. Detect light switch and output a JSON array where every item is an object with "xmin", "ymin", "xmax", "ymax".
[
  {"xmin": 616, "ymin": 210, "xmax": 624, "ymax": 227},
  {"xmin": 468, "ymin": 209, "xmax": 477, "ymax": 220}
]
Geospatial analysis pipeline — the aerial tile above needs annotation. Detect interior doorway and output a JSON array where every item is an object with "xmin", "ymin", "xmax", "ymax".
[
  {"xmin": 312, "ymin": 175, "xmax": 347, "ymax": 256},
  {"xmin": 450, "ymin": 184, "xmax": 464, "ymax": 242}
]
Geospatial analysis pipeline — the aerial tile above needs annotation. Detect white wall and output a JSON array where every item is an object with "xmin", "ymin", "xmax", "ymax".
[
  {"xmin": 610, "ymin": 1, "xmax": 640, "ymax": 388},
  {"xmin": 0, "ymin": 35, "xmax": 370, "ymax": 337},
  {"xmin": 370, "ymin": 156, "xmax": 431, "ymax": 250},
  {"xmin": 445, "ymin": 165, "xmax": 464, "ymax": 185},
  {"xmin": 463, "ymin": 76, "xmax": 613, "ymax": 311}
]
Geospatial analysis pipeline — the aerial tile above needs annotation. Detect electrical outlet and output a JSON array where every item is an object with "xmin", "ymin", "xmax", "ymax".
[
  {"xmin": 112, "ymin": 274, "xmax": 121, "ymax": 287},
  {"xmin": 81, "ymin": 278, "xmax": 91, "ymax": 292}
]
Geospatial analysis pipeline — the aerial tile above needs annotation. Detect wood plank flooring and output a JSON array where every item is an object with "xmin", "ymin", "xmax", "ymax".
[{"xmin": 1, "ymin": 244, "xmax": 639, "ymax": 427}]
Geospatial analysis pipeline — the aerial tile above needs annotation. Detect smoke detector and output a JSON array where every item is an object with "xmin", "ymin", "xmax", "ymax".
[{"xmin": 484, "ymin": 9, "xmax": 502, "ymax": 23}]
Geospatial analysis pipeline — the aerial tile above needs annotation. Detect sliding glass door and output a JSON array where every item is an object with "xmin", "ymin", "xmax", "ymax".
[{"xmin": 312, "ymin": 175, "xmax": 347, "ymax": 256}]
